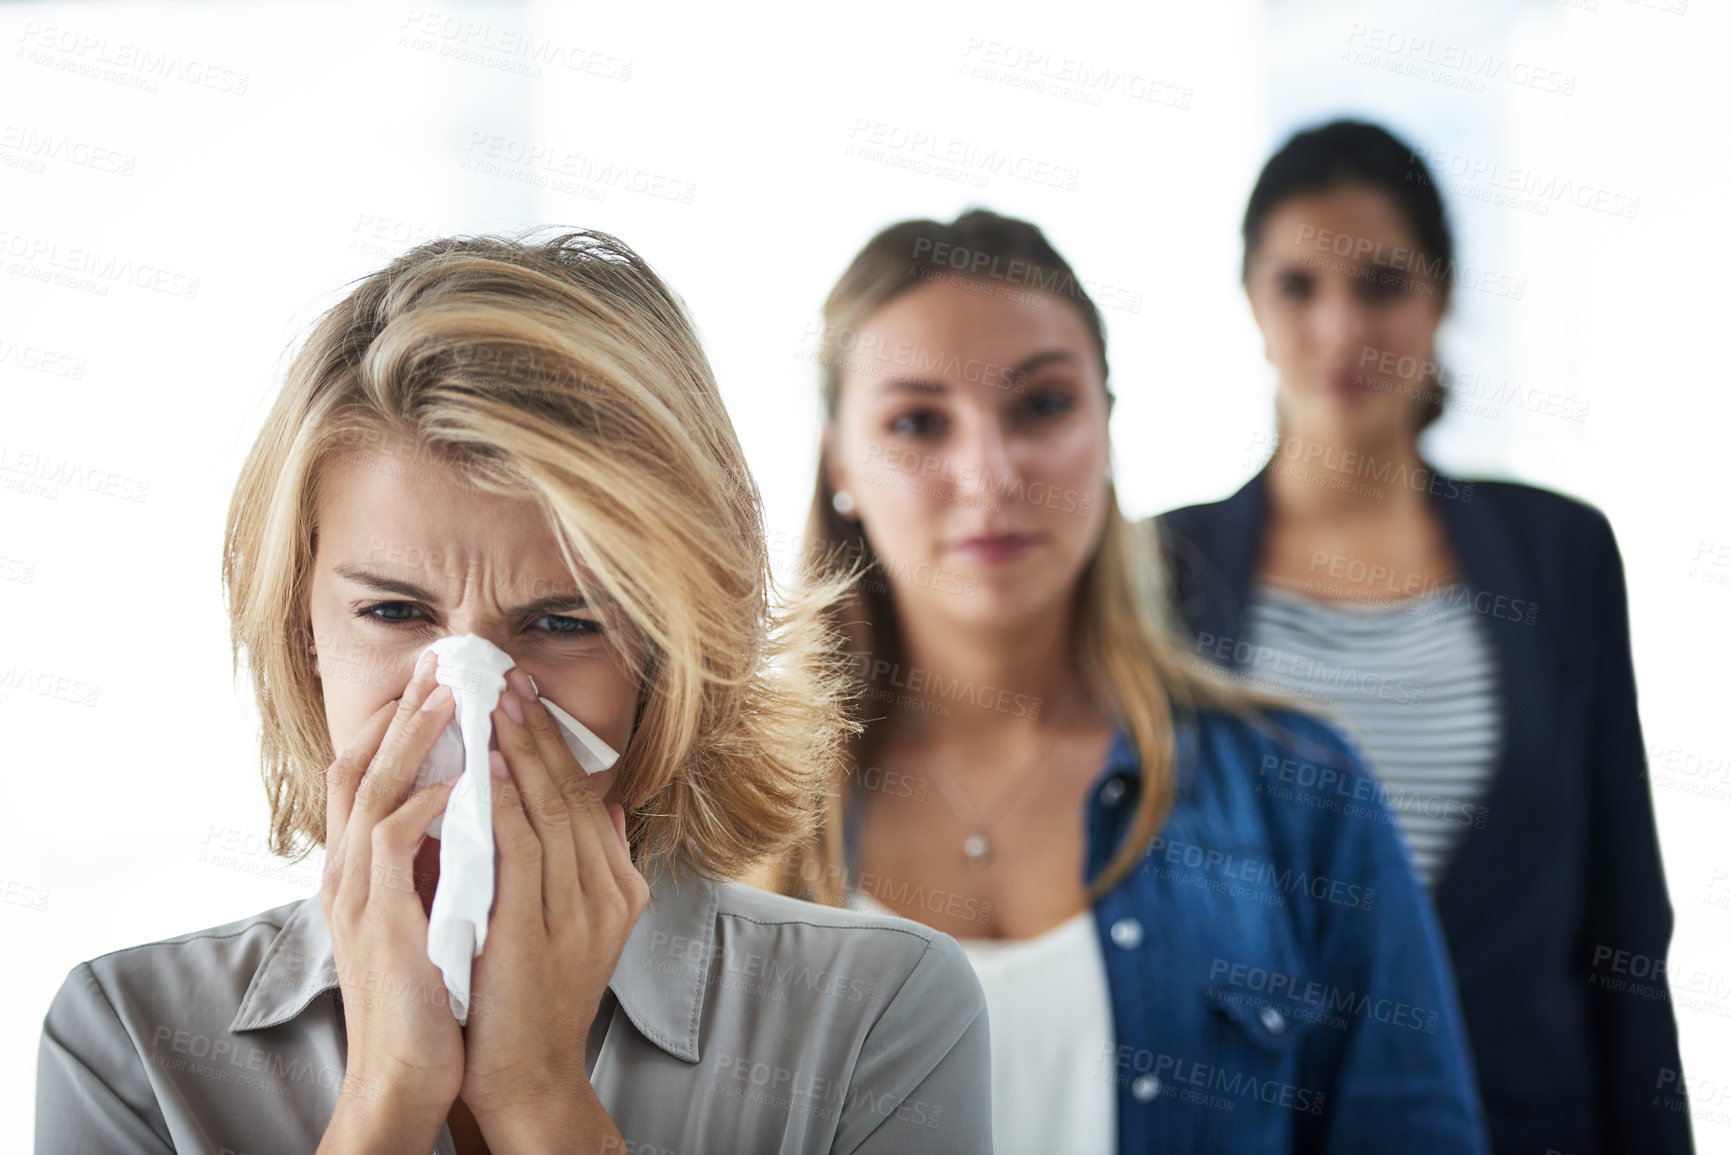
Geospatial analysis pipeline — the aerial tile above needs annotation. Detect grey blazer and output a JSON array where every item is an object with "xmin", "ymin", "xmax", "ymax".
[{"xmin": 35, "ymin": 867, "xmax": 991, "ymax": 1154}]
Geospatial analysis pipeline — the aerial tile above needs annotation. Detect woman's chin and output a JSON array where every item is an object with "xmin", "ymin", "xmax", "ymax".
[{"xmin": 948, "ymin": 577, "xmax": 1066, "ymax": 633}]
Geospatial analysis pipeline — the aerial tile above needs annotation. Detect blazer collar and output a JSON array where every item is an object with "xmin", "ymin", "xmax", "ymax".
[
  {"xmin": 1228, "ymin": 458, "xmax": 1496, "ymax": 605},
  {"xmin": 1210, "ymin": 471, "xmax": 1269, "ymax": 613},
  {"xmin": 231, "ymin": 864, "xmax": 721, "ymax": 1065},
  {"xmin": 1195, "ymin": 463, "xmax": 1545, "ymax": 920},
  {"xmin": 1185, "ymin": 471, "xmax": 1267, "ymax": 656},
  {"xmin": 1202, "ymin": 463, "xmax": 1486, "ymax": 658}
]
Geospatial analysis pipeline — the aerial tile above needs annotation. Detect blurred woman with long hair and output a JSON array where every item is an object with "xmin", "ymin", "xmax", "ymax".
[{"xmin": 766, "ymin": 208, "xmax": 1488, "ymax": 1153}]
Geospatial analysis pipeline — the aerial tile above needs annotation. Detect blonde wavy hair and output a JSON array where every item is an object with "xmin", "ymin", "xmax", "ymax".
[
  {"xmin": 772, "ymin": 210, "xmax": 1287, "ymax": 906},
  {"xmin": 224, "ymin": 230, "xmax": 851, "ymax": 883}
]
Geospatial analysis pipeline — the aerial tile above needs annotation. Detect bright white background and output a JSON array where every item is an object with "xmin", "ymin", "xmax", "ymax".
[{"xmin": 2, "ymin": 0, "xmax": 1726, "ymax": 1148}]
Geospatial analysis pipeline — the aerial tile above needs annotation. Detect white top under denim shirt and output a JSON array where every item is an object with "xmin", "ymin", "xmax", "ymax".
[
  {"xmin": 853, "ymin": 894, "xmax": 1116, "ymax": 1154},
  {"xmin": 850, "ymin": 708, "xmax": 1490, "ymax": 1153}
]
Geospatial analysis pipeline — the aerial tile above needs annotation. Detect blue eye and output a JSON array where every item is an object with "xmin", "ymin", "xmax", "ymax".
[
  {"xmin": 358, "ymin": 601, "xmax": 423, "ymax": 623},
  {"xmin": 354, "ymin": 603, "xmax": 600, "ymax": 638},
  {"xmin": 534, "ymin": 614, "xmax": 602, "ymax": 636}
]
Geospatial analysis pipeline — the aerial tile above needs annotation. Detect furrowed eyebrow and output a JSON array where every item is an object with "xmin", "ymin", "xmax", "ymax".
[
  {"xmin": 333, "ymin": 564, "xmax": 595, "ymax": 616},
  {"xmin": 333, "ymin": 565, "xmax": 436, "ymax": 600}
]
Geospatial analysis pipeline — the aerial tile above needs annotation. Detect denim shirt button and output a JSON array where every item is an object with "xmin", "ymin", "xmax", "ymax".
[
  {"xmin": 1259, "ymin": 1006, "xmax": 1287, "ymax": 1035},
  {"xmin": 1099, "ymin": 777, "xmax": 1128, "ymax": 806},
  {"xmin": 1109, "ymin": 917, "xmax": 1144, "ymax": 949},
  {"xmin": 1131, "ymin": 1073, "xmax": 1161, "ymax": 1101}
]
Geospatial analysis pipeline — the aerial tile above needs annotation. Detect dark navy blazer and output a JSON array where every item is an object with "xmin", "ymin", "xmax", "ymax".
[{"xmin": 1152, "ymin": 467, "xmax": 1692, "ymax": 1155}]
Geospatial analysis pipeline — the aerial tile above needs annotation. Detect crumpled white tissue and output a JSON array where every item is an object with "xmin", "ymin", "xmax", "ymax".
[{"xmin": 410, "ymin": 633, "xmax": 619, "ymax": 1024}]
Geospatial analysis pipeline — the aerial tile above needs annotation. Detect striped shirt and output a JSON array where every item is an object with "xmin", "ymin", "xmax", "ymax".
[{"xmin": 1243, "ymin": 582, "xmax": 1502, "ymax": 888}]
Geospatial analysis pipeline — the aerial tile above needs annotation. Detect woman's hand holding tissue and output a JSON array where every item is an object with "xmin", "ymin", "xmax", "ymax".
[
  {"xmin": 313, "ymin": 644, "xmax": 642, "ymax": 1152},
  {"xmin": 457, "ymin": 666, "xmax": 649, "ymax": 1147},
  {"xmin": 317, "ymin": 649, "xmax": 465, "ymax": 1153}
]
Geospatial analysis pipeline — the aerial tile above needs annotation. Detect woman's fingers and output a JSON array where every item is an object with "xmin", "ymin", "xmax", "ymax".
[
  {"xmin": 322, "ymin": 766, "xmax": 466, "ymax": 1115},
  {"xmin": 505, "ymin": 674, "xmax": 619, "ymax": 895},
  {"xmin": 496, "ymin": 682, "xmax": 591, "ymax": 866},
  {"xmin": 351, "ymin": 654, "xmax": 453, "ymax": 831},
  {"xmin": 328, "ymin": 652, "xmax": 453, "ymax": 923},
  {"xmin": 491, "ymin": 693, "xmax": 577, "ymax": 919},
  {"xmin": 458, "ymin": 674, "xmax": 648, "ymax": 1121},
  {"xmin": 323, "ymin": 699, "xmax": 398, "ymax": 879},
  {"xmin": 368, "ymin": 779, "xmax": 458, "ymax": 907},
  {"xmin": 487, "ymin": 750, "xmax": 550, "ymax": 931},
  {"xmin": 510, "ymin": 672, "xmax": 644, "ymax": 909}
]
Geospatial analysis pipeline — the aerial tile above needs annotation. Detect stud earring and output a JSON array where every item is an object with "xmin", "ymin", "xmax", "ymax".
[{"xmin": 831, "ymin": 490, "xmax": 856, "ymax": 517}]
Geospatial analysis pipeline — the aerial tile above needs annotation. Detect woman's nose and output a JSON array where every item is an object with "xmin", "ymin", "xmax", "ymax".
[
  {"xmin": 952, "ymin": 418, "xmax": 1016, "ymax": 498},
  {"xmin": 432, "ymin": 619, "xmax": 519, "ymax": 664},
  {"xmin": 1313, "ymin": 291, "xmax": 1371, "ymax": 363}
]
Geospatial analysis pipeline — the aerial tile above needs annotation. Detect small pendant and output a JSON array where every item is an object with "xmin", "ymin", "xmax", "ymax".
[{"xmin": 962, "ymin": 832, "xmax": 991, "ymax": 868}]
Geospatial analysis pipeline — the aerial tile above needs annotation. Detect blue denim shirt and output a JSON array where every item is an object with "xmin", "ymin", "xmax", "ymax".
[{"xmin": 1085, "ymin": 707, "xmax": 1488, "ymax": 1152}]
